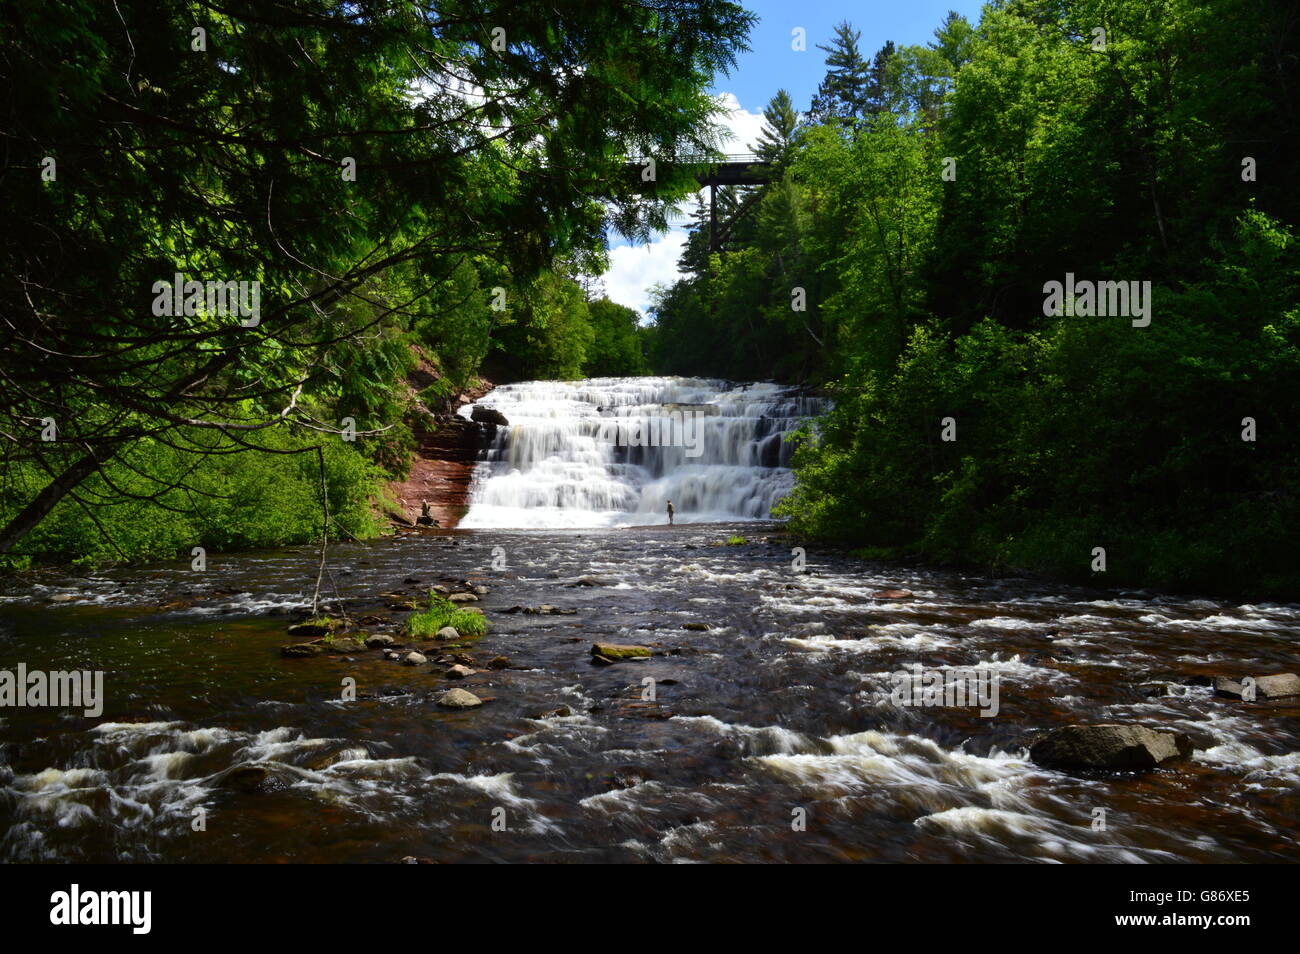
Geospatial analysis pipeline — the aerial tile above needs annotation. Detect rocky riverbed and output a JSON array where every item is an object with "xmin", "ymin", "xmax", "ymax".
[{"xmin": 0, "ymin": 524, "xmax": 1297, "ymax": 863}]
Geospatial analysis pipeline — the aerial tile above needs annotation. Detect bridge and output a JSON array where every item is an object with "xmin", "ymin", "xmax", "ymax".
[{"xmin": 626, "ymin": 153, "xmax": 775, "ymax": 252}]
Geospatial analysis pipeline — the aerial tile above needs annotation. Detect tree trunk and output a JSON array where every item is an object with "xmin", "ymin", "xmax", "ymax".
[{"xmin": 0, "ymin": 452, "xmax": 109, "ymax": 555}]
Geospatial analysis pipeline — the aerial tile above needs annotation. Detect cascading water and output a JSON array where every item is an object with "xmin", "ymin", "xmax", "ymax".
[{"xmin": 457, "ymin": 377, "xmax": 826, "ymax": 528}]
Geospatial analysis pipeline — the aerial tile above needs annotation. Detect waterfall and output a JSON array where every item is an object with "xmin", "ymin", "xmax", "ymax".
[{"xmin": 457, "ymin": 377, "xmax": 825, "ymax": 528}]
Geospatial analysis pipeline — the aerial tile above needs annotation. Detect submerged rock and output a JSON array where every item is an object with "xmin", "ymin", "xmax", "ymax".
[
  {"xmin": 436, "ymin": 688, "xmax": 483, "ymax": 708},
  {"xmin": 1029, "ymin": 724, "xmax": 1192, "ymax": 771},
  {"xmin": 592, "ymin": 642, "xmax": 651, "ymax": 660},
  {"xmin": 486, "ymin": 655, "xmax": 510, "ymax": 670},
  {"xmin": 281, "ymin": 642, "xmax": 323, "ymax": 658},
  {"xmin": 1214, "ymin": 673, "xmax": 1300, "ymax": 701}
]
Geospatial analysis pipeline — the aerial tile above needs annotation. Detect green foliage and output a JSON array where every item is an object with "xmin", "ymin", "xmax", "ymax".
[
  {"xmin": 650, "ymin": 0, "xmax": 1300, "ymax": 598},
  {"xmin": 407, "ymin": 594, "xmax": 487, "ymax": 639}
]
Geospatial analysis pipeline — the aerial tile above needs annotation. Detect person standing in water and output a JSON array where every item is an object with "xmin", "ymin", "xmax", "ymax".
[{"xmin": 666, "ymin": 499, "xmax": 675, "ymax": 526}]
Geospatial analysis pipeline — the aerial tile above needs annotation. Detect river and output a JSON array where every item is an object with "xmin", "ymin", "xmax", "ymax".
[{"xmin": 0, "ymin": 378, "xmax": 1297, "ymax": 863}]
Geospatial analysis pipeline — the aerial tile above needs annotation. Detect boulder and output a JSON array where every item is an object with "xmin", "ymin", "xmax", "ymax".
[
  {"xmin": 472, "ymin": 584, "xmax": 489, "ymax": 596},
  {"xmin": 448, "ymin": 592, "xmax": 478, "ymax": 603},
  {"xmin": 445, "ymin": 664, "xmax": 474, "ymax": 679},
  {"xmin": 436, "ymin": 688, "xmax": 483, "ymax": 708},
  {"xmin": 402, "ymin": 652, "xmax": 427, "ymax": 666},
  {"xmin": 436, "ymin": 626, "xmax": 460, "ymax": 641},
  {"xmin": 1029, "ymin": 724, "xmax": 1193, "ymax": 771},
  {"xmin": 1214, "ymin": 673, "xmax": 1300, "ymax": 701},
  {"xmin": 365, "ymin": 634, "xmax": 396, "ymax": 648},
  {"xmin": 591, "ymin": 642, "xmax": 651, "ymax": 661},
  {"xmin": 486, "ymin": 655, "xmax": 510, "ymax": 670},
  {"xmin": 471, "ymin": 406, "xmax": 510, "ymax": 426}
]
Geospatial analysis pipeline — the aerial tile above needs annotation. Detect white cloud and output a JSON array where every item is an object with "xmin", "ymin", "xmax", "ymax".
[
  {"xmin": 603, "ymin": 230, "xmax": 689, "ymax": 318},
  {"xmin": 714, "ymin": 92, "xmax": 767, "ymax": 155}
]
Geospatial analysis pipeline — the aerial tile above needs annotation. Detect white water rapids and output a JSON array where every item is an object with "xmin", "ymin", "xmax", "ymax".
[{"xmin": 457, "ymin": 377, "xmax": 825, "ymax": 528}]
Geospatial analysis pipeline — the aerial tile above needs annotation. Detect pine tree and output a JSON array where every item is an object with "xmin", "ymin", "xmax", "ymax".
[{"xmin": 809, "ymin": 22, "xmax": 868, "ymax": 122}]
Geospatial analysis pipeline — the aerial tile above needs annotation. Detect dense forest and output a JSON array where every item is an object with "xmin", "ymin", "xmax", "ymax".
[
  {"xmin": 0, "ymin": 0, "xmax": 714, "ymax": 566},
  {"xmin": 650, "ymin": 0, "xmax": 1300, "ymax": 597},
  {"xmin": 3, "ymin": 0, "xmax": 1297, "ymax": 598}
]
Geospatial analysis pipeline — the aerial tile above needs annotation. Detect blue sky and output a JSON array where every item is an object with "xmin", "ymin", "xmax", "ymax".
[{"xmin": 602, "ymin": 0, "xmax": 988, "ymax": 316}]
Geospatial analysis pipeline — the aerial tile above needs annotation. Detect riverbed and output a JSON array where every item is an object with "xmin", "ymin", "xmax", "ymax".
[{"xmin": 1, "ymin": 525, "xmax": 1297, "ymax": 863}]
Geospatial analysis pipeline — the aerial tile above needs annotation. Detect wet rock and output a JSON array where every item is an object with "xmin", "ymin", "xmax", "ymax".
[
  {"xmin": 383, "ymin": 650, "xmax": 400, "ymax": 660},
  {"xmin": 430, "ymin": 584, "xmax": 450, "ymax": 595},
  {"xmin": 1029, "ymin": 724, "xmax": 1193, "ymax": 771},
  {"xmin": 499, "ymin": 606, "xmax": 523, "ymax": 614},
  {"xmin": 287, "ymin": 618, "xmax": 336, "ymax": 637},
  {"xmin": 591, "ymin": 654, "xmax": 615, "ymax": 666},
  {"xmin": 365, "ymin": 634, "xmax": 396, "ymax": 648},
  {"xmin": 537, "ymin": 705, "xmax": 572, "ymax": 718},
  {"xmin": 871, "ymin": 589, "xmax": 913, "ymax": 600},
  {"xmin": 471, "ymin": 405, "xmax": 510, "ymax": 426},
  {"xmin": 49, "ymin": 593, "xmax": 77, "ymax": 603},
  {"xmin": 448, "ymin": 592, "xmax": 479, "ymax": 603},
  {"xmin": 402, "ymin": 652, "xmax": 427, "ymax": 666},
  {"xmin": 1214, "ymin": 673, "xmax": 1300, "ymax": 701},
  {"xmin": 472, "ymin": 584, "xmax": 489, "ymax": 596},
  {"xmin": 445, "ymin": 664, "xmax": 474, "ymax": 679},
  {"xmin": 436, "ymin": 626, "xmax": 460, "ymax": 640},
  {"xmin": 357, "ymin": 614, "xmax": 388, "ymax": 625},
  {"xmin": 567, "ymin": 576, "xmax": 611, "ymax": 587},
  {"xmin": 281, "ymin": 642, "xmax": 323, "ymax": 658},
  {"xmin": 528, "ymin": 604, "xmax": 576, "ymax": 615},
  {"xmin": 216, "ymin": 764, "xmax": 281, "ymax": 794},
  {"xmin": 450, "ymin": 652, "xmax": 474, "ymax": 666},
  {"xmin": 486, "ymin": 655, "xmax": 510, "ymax": 670},
  {"xmin": 592, "ymin": 642, "xmax": 651, "ymax": 661},
  {"xmin": 683, "ymin": 622, "xmax": 711, "ymax": 632},
  {"xmin": 437, "ymin": 688, "xmax": 483, "ymax": 708}
]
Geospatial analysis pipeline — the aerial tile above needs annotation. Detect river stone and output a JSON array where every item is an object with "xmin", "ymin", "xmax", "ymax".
[
  {"xmin": 448, "ymin": 592, "xmax": 478, "ymax": 603},
  {"xmin": 436, "ymin": 626, "xmax": 459, "ymax": 640},
  {"xmin": 487, "ymin": 655, "xmax": 510, "ymax": 670},
  {"xmin": 1029, "ymin": 724, "xmax": 1193, "ymax": 771},
  {"xmin": 281, "ymin": 642, "xmax": 323, "ymax": 658},
  {"xmin": 437, "ymin": 688, "xmax": 483, "ymax": 708},
  {"xmin": 471, "ymin": 405, "xmax": 509, "ymax": 426},
  {"xmin": 402, "ymin": 652, "xmax": 427, "ymax": 666},
  {"xmin": 592, "ymin": 642, "xmax": 651, "ymax": 660},
  {"xmin": 365, "ymin": 634, "xmax": 396, "ymax": 648},
  {"xmin": 472, "ymin": 584, "xmax": 489, "ymax": 596},
  {"xmin": 1214, "ymin": 673, "xmax": 1300, "ymax": 701},
  {"xmin": 683, "ymin": 622, "xmax": 711, "ymax": 631},
  {"xmin": 445, "ymin": 664, "xmax": 474, "ymax": 679},
  {"xmin": 871, "ymin": 589, "xmax": 913, "ymax": 600}
]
